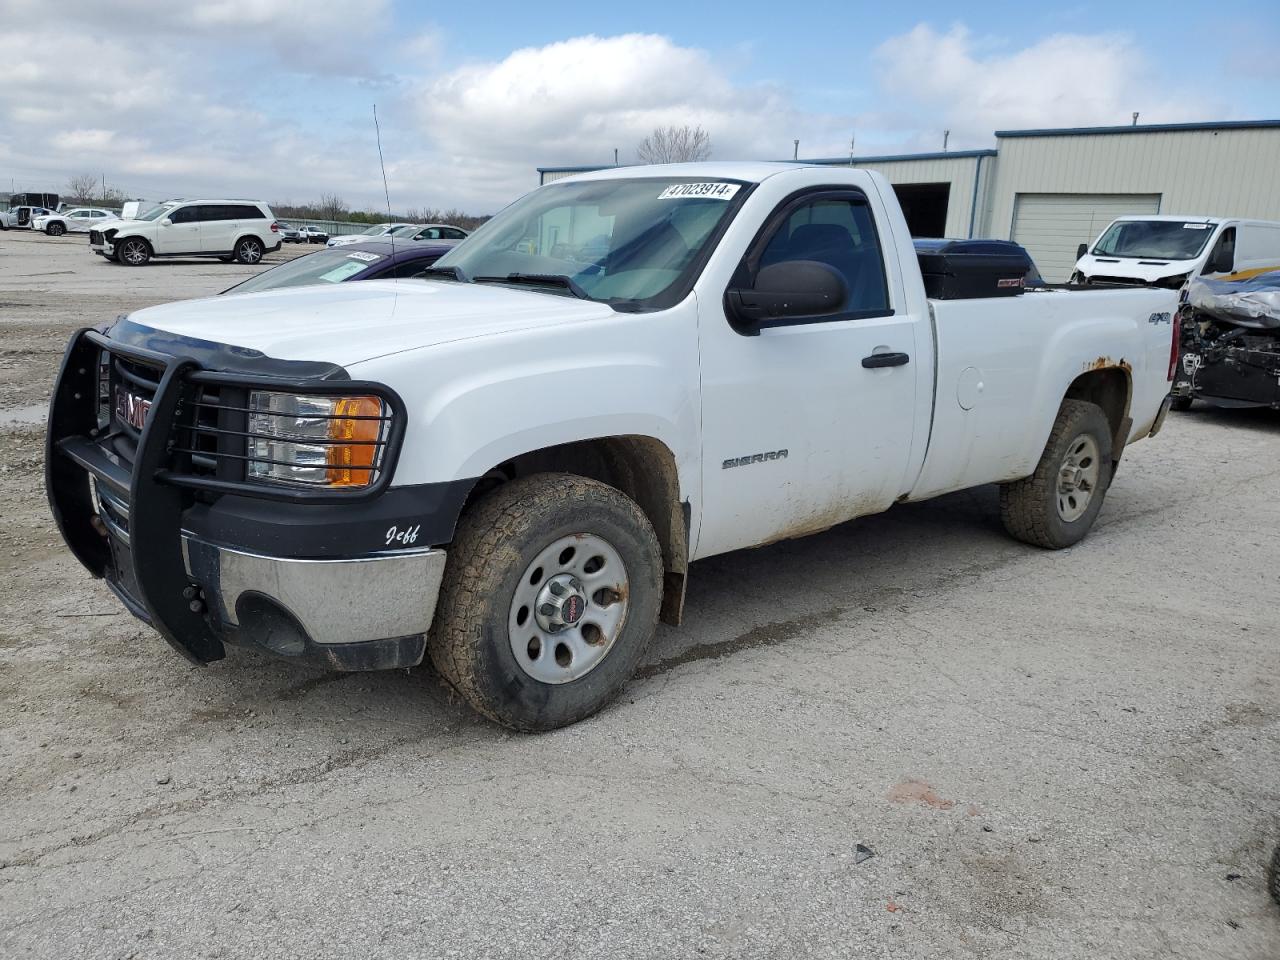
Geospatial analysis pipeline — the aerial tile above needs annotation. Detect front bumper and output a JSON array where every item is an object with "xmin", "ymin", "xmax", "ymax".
[
  {"xmin": 182, "ymin": 537, "xmax": 444, "ymax": 669},
  {"xmin": 46, "ymin": 327, "xmax": 436, "ymax": 671}
]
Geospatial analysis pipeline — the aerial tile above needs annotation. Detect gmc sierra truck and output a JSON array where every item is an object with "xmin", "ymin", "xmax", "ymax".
[{"xmin": 46, "ymin": 163, "xmax": 1179, "ymax": 730}]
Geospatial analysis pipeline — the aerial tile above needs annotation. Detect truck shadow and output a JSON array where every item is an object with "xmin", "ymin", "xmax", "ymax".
[
  {"xmin": 192, "ymin": 484, "xmax": 1010, "ymax": 735},
  {"xmin": 1174, "ymin": 406, "xmax": 1280, "ymax": 434}
]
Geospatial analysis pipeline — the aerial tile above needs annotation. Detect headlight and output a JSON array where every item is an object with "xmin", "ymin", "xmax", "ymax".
[{"xmin": 247, "ymin": 391, "xmax": 389, "ymax": 488}]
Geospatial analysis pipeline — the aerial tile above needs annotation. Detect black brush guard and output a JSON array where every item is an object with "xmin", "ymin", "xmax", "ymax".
[{"xmin": 45, "ymin": 328, "xmax": 404, "ymax": 665}]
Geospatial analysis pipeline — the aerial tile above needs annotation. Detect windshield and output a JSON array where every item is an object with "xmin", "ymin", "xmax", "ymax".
[
  {"xmin": 433, "ymin": 177, "xmax": 749, "ymax": 308},
  {"xmin": 358, "ymin": 224, "xmax": 391, "ymax": 236},
  {"xmin": 387, "ymin": 224, "xmax": 416, "ymax": 236},
  {"xmin": 136, "ymin": 203, "xmax": 176, "ymax": 222},
  {"xmin": 222, "ymin": 249, "xmax": 383, "ymax": 295},
  {"xmin": 1092, "ymin": 220, "xmax": 1217, "ymax": 260}
]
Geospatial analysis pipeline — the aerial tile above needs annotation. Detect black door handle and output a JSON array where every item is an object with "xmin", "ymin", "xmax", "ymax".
[{"xmin": 862, "ymin": 351, "xmax": 910, "ymax": 368}]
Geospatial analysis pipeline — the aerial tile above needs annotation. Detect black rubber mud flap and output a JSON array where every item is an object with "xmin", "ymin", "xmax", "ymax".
[{"xmin": 129, "ymin": 359, "xmax": 226, "ymax": 665}]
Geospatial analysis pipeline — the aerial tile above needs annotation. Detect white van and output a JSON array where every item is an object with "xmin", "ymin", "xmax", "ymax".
[{"xmin": 1072, "ymin": 216, "xmax": 1280, "ymax": 287}]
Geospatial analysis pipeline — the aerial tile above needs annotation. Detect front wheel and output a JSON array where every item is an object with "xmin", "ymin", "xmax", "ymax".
[
  {"xmin": 1000, "ymin": 399, "xmax": 1114, "ymax": 549},
  {"xmin": 46, "ymin": 222, "xmax": 66, "ymax": 236},
  {"xmin": 428, "ymin": 473, "xmax": 663, "ymax": 731},
  {"xmin": 234, "ymin": 236, "xmax": 264, "ymax": 264},
  {"xmin": 117, "ymin": 238, "xmax": 151, "ymax": 266}
]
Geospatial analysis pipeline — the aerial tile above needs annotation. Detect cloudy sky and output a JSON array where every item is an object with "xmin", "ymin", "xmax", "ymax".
[{"xmin": 2, "ymin": 0, "xmax": 1277, "ymax": 214}]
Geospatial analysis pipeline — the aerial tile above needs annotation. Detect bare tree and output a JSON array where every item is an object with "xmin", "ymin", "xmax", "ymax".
[
  {"xmin": 66, "ymin": 173, "xmax": 99, "ymax": 204},
  {"xmin": 318, "ymin": 192, "xmax": 347, "ymax": 221},
  {"xmin": 636, "ymin": 125, "xmax": 711, "ymax": 164}
]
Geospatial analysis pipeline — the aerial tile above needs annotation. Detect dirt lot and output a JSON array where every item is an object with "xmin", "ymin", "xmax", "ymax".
[{"xmin": 1, "ymin": 230, "xmax": 1278, "ymax": 959}]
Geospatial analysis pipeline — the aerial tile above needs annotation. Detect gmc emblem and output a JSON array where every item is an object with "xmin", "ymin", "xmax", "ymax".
[{"xmin": 114, "ymin": 386, "xmax": 151, "ymax": 430}]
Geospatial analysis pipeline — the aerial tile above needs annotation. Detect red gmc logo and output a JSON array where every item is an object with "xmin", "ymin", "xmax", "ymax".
[{"xmin": 114, "ymin": 386, "xmax": 151, "ymax": 430}]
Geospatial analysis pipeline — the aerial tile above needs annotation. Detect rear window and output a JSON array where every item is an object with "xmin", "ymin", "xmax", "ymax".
[{"xmin": 223, "ymin": 249, "xmax": 382, "ymax": 294}]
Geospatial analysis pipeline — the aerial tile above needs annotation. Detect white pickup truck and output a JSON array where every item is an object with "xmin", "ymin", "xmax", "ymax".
[{"xmin": 47, "ymin": 162, "xmax": 1178, "ymax": 730}]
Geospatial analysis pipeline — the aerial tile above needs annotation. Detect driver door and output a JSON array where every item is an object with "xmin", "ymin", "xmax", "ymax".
[
  {"xmin": 160, "ymin": 205, "xmax": 200, "ymax": 254},
  {"xmin": 695, "ymin": 189, "xmax": 921, "ymax": 558}
]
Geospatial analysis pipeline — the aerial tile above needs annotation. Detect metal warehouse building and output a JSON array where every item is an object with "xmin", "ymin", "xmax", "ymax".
[{"xmin": 538, "ymin": 119, "xmax": 1280, "ymax": 281}]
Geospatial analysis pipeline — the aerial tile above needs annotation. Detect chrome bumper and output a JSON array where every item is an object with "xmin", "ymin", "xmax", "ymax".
[{"xmin": 182, "ymin": 535, "xmax": 446, "ymax": 648}]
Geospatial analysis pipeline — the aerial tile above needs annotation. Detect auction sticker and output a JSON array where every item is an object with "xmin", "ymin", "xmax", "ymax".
[
  {"xmin": 658, "ymin": 182, "xmax": 740, "ymax": 201},
  {"xmin": 346, "ymin": 251, "xmax": 382, "ymax": 261}
]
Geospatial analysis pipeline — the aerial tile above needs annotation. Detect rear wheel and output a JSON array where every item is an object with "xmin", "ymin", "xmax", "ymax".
[
  {"xmin": 234, "ymin": 236, "xmax": 264, "ymax": 264},
  {"xmin": 1000, "ymin": 399, "xmax": 1114, "ymax": 549},
  {"xmin": 117, "ymin": 237, "xmax": 151, "ymax": 266},
  {"xmin": 46, "ymin": 222, "xmax": 66, "ymax": 236},
  {"xmin": 428, "ymin": 473, "xmax": 663, "ymax": 731}
]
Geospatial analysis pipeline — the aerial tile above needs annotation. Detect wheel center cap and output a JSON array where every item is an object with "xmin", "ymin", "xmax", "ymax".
[{"xmin": 534, "ymin": 574, "xmax": 587, "ymax": 632}]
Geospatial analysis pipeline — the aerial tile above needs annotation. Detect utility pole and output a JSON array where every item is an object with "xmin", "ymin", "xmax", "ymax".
[
  {"xmin": 849, "ymin": 133, "xmax": 855, "ymax": 165},
  {"xmin": 793, "ymin": 139, "xmax": 799, "ymax": 161},
  {"xmin": 1132, "ymin": 112, "xmax": 1139, "ymax": 126},
  {"xmin": 613, "ymin": 148, "xmax": 618, "ymax": 166},
  {"xmin": 943, "ymin": 129, "xmax": 950, "ymax": 151},
  {"xmin": 101, "ymin": 173, "xmax": 106, "ymax": 204}
]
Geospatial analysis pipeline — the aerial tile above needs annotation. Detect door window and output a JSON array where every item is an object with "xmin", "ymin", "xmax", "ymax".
[
  {"xmin": 1204, "ymin": 227, "xmax": 1235, "ymax": 274},
  {"xmin": 748, "ymin": 195, "xmax": 890, "ymax": 319},
  {"xmin": 168, "ymin": 206, "xmax": 199, "ymax": 224}
]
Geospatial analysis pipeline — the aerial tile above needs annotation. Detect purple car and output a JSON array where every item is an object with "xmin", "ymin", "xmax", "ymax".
[{"xmin": 221, "ymin": 238, "xmax": 457, "ymax": 295}]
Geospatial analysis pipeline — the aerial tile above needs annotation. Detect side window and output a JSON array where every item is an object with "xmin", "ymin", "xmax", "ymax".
[
  {"xmin": 443, "ymin": 228, "xmax": 466, "ymax": 240},
  {"xmin": 750, "ymin": 194, "xmax": 890, "ymax": 318},
  {"xmin": 234, "ymin": 204, "xmax": 264, "ymax": 220},
  {"xmin": 390, "ymin": 258, "xmax": 442, "ymax": 278},
  {"xmin": 169, "ymin": 206, "xmax": 198, "ymax": 224},
  {"xmin": 1205, "ymin": 227, "xmax": 1235, "ymax": 274}
]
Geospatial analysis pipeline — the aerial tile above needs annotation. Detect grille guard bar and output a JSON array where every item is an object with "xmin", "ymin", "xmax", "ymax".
[{"xmin": 45, "ymin": 327, "xmax": 407, "ymax": 665}]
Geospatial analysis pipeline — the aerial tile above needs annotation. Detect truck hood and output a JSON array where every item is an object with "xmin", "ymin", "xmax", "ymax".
[
  {"xmin": 1077, "ymin": 254, "xmax": 1197, "ymax": 284},
  {"xmin": 117, "ymin": 280, "xmax": 618, "ymax": 366}
]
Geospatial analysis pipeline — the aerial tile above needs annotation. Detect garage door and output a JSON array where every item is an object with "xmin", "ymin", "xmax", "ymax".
[{"xmin": 1011, "ymin": 193, "xmax": 1161, "ymax": 282}]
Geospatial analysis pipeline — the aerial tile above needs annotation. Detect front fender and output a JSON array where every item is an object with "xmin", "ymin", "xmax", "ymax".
[{"xmin": 351, "ymin": 303, "xmax": 702, "ymax": 499}]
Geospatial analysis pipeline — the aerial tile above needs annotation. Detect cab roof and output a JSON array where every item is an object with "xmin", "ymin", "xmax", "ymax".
[{"xmin": 555, "ymin": 161, "xmax": 823, "ymax": 186}]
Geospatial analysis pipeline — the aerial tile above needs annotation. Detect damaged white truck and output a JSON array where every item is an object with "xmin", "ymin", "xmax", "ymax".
[{"xmin": 47, "ymin": 163, "xmax": 1179, "ymax": 730}]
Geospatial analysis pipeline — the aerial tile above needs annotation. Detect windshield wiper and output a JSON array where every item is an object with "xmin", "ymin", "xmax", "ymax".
[
  {"xmin": 473, "ymin": 273, "xmax": 590, "ymax": 300},
  {"xmin": 419, "ymin": 265, "xmax": 470, "ymax": 282}
]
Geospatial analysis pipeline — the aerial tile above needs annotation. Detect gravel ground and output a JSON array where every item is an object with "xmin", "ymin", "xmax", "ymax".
[{"xmin": 1, "ymin": 230, "xmax": 1278, "ymax": 959}]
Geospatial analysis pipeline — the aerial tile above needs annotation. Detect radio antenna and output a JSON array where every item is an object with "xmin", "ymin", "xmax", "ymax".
[{"xmin": 374, "ymin": 104, "xmax": 396, "ymax": 265}]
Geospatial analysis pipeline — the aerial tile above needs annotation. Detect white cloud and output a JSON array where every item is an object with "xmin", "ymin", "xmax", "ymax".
[
  {"xmin": 871, "ymin": 24, "xmax": 1222, "ymax": 150},
  {"xmin": 405, "ymin": 33, "xmax": 848, "ymax": 210},
  {"xmin": 0, "ymin": 12, "xmax": 1237, "ymax": 214}
]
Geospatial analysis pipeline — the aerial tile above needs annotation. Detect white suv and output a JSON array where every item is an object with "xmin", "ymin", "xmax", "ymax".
[
  {"xmin": 33, "ymin": 208, "xmax": 118, "ymax": 236},
  {"xmin": 90, "ymin": 199, "xmax": 281, "ymax": 266}
]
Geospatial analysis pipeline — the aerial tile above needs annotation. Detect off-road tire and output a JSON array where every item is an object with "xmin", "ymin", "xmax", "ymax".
[
  {"xmin": 428, "ymin": 473, "xmax": 663, "ymax": 732},
  {"xmin": 46, "ymin": 222, "xmax": 66, "ymax": 236},
  {"xmin": 1000, "ymin": 399, "xmax": 1114, "ymax": 549},
  {"xmin": 117, "ymin": 237, "xmax": 151, "ymax": 266},
  {"xmin": 1169, "ymin": 395, "xmax": 1194, "ymax": 412},
  {"xmin": 1269, "ymin": 844, "xmax": 1280, "ymax": 906},
  {"xmin": 234, "ymin": 236, "xmax": 264, "ymax": 264}
]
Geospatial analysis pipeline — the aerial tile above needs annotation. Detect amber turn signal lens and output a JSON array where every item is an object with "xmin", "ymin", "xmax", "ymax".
[{"xmin": 326, "ymin": 396, "xmax": 384, "ymax": 487}]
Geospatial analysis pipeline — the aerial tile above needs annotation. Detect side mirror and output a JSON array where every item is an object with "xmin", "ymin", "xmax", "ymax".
[
  {"xmin": 725, "ymin": 260, "xmax": 849, "ymax": 336},
  {"xmin": 1076, "ymin": 243, "xmax": 1089, "ymax": 260},
  {"xmin": 160, "ymin": 217, "xmax": 173, "ymax": 226}
]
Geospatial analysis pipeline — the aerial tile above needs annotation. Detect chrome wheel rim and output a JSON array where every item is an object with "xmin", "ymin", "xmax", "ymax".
[
  {"xmin": 1057, "ymin": 433, "xmax": 1101, "ymax": 523},
  {"xmin": 508, "ymin": 533, "xmax": 629, "ymax": 684},
  {"xmin": 122, "ymin": 240, "xmax": 147, "ymax": 264},
  {"xmin": 239, "ymin": 240, "xmax": 261, "ymax": 263}
]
